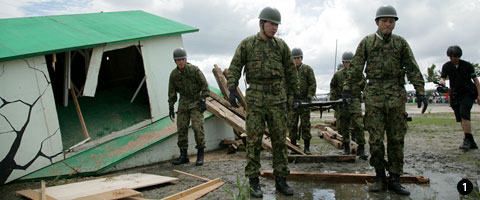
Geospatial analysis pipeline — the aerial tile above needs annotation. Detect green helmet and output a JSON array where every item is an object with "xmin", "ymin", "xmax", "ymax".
[
  {"xmin": 292, "ymin": 48, "xmax": 303, "ymax": 58},
  {"xmin": 259, "ymin": 7, "xmax": 281, "ymax": 24},
  {"xmin": 342, "ymin": 51, "xmax": 354, "ymax": 62},
  {"xmin": 337, "ymin": 63, "xmax": 344, "ymax": 71},
  {"xmin": 173, "ymin": 48, "xmax": 187, "ymax": 60},
  {"xmin": 375, "ymin": 5, "xmax": 398, "ymax": 21}
]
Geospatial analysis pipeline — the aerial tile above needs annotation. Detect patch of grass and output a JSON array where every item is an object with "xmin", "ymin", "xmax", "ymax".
[{"xmin": 223, "ymin": 173, "xmax": 250, "ymax": 200}]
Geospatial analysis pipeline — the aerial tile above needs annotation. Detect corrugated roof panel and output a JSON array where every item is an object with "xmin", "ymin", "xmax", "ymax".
[{"xmin": 0, "ymin": 10, "xmax": 198, "ymax": 62}]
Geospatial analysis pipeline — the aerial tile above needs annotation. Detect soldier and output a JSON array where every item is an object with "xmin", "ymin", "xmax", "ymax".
[
  {"xmin": 168, "ymin": 47, "xmax": 209, "ymax": 166},
  {"xmin": 288, "ymin": 48, "xmax": 317, "ymax": 155},
  {"xmin": 330, "ymin": 52, "xmax": 367, "ymax": 159},
  {"xmin": 227, "ymin": 7, "xmax": 300, "ymax": 197},
  {"xmin": 342, "ymin": 5, "xmax": 427, "ymax": 195},
  {"xmin": 332, "ymin": 63, "xmax": 344, "ymax": 131},
  {"xmin": 440, "ymin": 45, "xmax": 480, "ymax": 150}
]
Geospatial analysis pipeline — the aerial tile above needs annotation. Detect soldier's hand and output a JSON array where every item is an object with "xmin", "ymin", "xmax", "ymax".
[
  {"xmin": 416, "ymin": 94, "xmax": 428, "ymax": 114},
  {"xmin": 198, "ymin": 99, "xmax": 207, "ymax": 113},
  {"xmin": 292, "ymin": 94, "xmax": 302, "ymax": 109},
  {"xmin": 169, "ymin": 106, "xmax": 175, "ymax": 121},
  {"xmin": 342, "ymin": 90, "xmax": 352, "ymax": 104},
  {"xmin": 228, "ymin": 84, "xmax": 241, "ymax": 108}
]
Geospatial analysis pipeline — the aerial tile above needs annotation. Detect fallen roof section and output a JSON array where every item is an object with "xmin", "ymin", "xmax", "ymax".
[{"xmin": 0, "ymin": 10, "xmax": 198, "ymax": 62}]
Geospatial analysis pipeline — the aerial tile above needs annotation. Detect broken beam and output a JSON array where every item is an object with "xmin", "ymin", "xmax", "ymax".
[
  {"xmin": 261, "ymin": 170, "xmax": 430, "ymax": 184},
  {"xmin": 288, "ymin": 155, "xmax": 356, "ymax": 163}
]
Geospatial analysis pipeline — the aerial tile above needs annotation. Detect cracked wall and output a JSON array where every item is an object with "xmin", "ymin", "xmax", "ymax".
[{"xmin": 0, "ymin": 56, "xmax": 63, "ymax": 184}]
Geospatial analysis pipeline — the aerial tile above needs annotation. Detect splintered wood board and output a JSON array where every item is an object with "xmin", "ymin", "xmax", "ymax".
[{"xmin": 34, "ymin": 173, "xmax": 177, "ymax": 200}]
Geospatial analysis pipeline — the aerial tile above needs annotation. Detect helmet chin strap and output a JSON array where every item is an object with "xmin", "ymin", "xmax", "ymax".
[{"xmin": 261, "ymin": 21, "xmax": 273, "ymax": 39}]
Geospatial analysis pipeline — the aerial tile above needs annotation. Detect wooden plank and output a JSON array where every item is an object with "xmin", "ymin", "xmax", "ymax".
[
  {"xmin": 286, "ymin": 140, "xmax": 306, "ymax": 155},
  {"xmin": 326, "ymin": 127, "xmax": 342, "ymax": 141},
  {"xmin": 161, "ymin": 178, "xmax": 224, "ymax": 200},
  {"xmin": 288, "ymin": 155, "xmax": 356, "ymax": 163},
  {"xmin": 319, "ymin": 130, "xmax": 343, "ymax": 149},
  {"xmin": 261, "ymin": 171, "xmax": 430, "ymax": 184},
  {"xmin": 261, "ymin": 135, "xmax": 273, "ymax": 153},
  {"xmin": 219, "ymin": 140, "xmax": 244, "ymax": 146},
  {"xmin": 34, "ymin": 173, "xmax": 177, "ymax": 200},
  {"xmin": 74, "ymin": 188, "xmax": 141, "ymax": 200},
  {"xmin": 173, "ymin": 170, "xmax": 210, "ymax": 181},
  {"xmin": 206, "ymin": 97, "xmax": 246, "ymax": 134},
  {"xmin": 16, "ymin": 189, "xmax": 56, "ymax": 200},
  {"xmin": 70, "ymin": 82, "xmax": 90, "ymax": 139},
  {"xmin": 209, "ymin": 91, "xmax": 245, "ymax": 119},
  {"xmin": 212, "ymin": 64, "xmax": 230, "ymax": 100},
  {"xmin": 41, "ymin": 180, "xmax": 46, "ymax": 200}
]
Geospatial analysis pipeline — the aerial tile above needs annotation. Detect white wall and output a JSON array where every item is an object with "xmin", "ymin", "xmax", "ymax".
[
  {"xmin": 0, "ymin": 56, "xmax": 63, "ymax": 184},
  {"xmin": 140, "ymin": 35, "xmax": 184, "ymax": 122}
]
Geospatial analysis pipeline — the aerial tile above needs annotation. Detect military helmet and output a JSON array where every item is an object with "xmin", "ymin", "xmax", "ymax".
[
  {"xmin": 447, "ymin": 45, "xmax": 462, "ymax": 57},
  {"xmin": 259, "ymin": 7, "xmax": 281, "ymax": 24},
  {"xmin": 173, "ymin": 48, "xmax": 187, "ymax": 59},
  {"xmin": 342, "ymin": 51, "xmax": 354, "ymax": 62},
  {"xmin": 375, "ymin": 5, "xmax": 398, "ymax": 21},
  {"xmin": 292, "ymin": 48, "xmax": 303, "ymax": 58},
  {"xmin": 337, "ymin": 63, "xmax": 344, "ymax": 71}
]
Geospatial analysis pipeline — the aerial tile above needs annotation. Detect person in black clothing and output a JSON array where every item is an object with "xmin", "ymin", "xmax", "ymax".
[{"xmin": 440, "ymin": 45, "xmax": 480, "ymax": 151}]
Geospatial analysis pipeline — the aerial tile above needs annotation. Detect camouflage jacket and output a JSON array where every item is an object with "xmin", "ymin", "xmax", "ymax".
[
  {"xmin": 344, "ymin": 30, "xmax": 425, "ymax": 107},
  {"xmin": 168, "ymin": 63, "xmax": 209, "ymax": 110},
  {"xmin": 297, "ymin": 63, "xmax": 317, "ymax": 100},
  {"xmin": 227, "ymin": 33, "xmax": 299, "ymax": 106},
  {"xmin": 330, "ymin": 67, "xmax": 365, "ymax": 100}
]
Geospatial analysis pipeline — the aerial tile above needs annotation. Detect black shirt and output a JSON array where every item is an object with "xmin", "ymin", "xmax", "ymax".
[{"xmin": 441, "ymin": 59, "xmax": 477, "ymax": 97}]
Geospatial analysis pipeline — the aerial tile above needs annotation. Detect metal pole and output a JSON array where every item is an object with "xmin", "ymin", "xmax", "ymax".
[{"xmin": 334, "ymin": 39, "xmax": 338, "ymax": 73}]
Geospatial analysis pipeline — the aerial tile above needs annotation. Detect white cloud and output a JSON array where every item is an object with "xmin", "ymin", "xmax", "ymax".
[{"xmin": 2, "ymin": 0, "xmax": 480, "ymax": 93}]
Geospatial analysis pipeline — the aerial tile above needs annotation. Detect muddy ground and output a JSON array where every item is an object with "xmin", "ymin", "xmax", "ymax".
[{"xmin": 1, "ymin": 104, "xmax": 479, "ymax": 200}]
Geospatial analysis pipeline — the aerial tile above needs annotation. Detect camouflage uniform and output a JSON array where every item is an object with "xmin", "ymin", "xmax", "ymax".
[
  {"xmin": 344, "ymin": 30, "xmax": 425, "ymax": 174},
  {"xmin": 288, "ymin": 64, "xmax": 316, "ymax": 142},
  {"xmin": 168, "ymin": 63, "xmax": 209, "ymax": 150},
  {"xmin": 330, "ymin": 67, "xmax": 366, "ymax": 145},
  {"xmin": 227, "ymin": 33, "xmax": 299, "ymax": 178}
]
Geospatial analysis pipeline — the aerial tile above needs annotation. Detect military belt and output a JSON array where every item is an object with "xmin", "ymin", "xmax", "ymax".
[
  {"xmin": 367, "ymin": 78, "xmax": 401, "ymax": 84},
  {"xmin": 249, "ymin": 83, "xmax": 275, "ymax": 92}
]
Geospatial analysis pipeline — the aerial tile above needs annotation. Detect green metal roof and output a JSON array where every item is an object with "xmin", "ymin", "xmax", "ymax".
[{"xmin": 0, "ymin": 10, "xmax": 198, "ymax": 62}]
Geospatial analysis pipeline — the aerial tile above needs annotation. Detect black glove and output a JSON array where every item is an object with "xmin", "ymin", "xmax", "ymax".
[
  {"xmin": 293, "ymin": 94, "xmax": 302, "ymax": 109},
  {"xmin": 342, "ymin": 90, "xmax": 352, "ymax": 104},
  {"xmin": 169, "ymin": 106, "xmax": 175, "ymax": 120},
  {"xmin": 198, "ymin": 99, "xmax": 206, "ymax": 113},
  {"xmin": 416, "ymin": 94, "xmax": 428, "ymax": 114},
  {"xmin": 228, "ymin": 84, "xmax": 241, "ymax": 108}
]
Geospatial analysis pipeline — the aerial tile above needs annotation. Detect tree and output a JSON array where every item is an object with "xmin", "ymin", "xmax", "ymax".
[
  {"xmin": 424, "ymin": 64, "xmax": 441, "ymax": 82},
  {"xmin": 473, "ymin": 63, "xmax": 479, "ymax": 77}
]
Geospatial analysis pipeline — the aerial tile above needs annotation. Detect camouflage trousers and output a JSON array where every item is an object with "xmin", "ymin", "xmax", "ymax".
[
  {"xmin": 288, "ymin": 108, "xmax": 312, "ymax": 141},
  {"xmin": 176, "ymin": 107, "xmax": 206, "ymax": 150},
  {"xmin": 245, "ymin": 103, "xmax": 289, "ymax": 178},
  {"xmin": 365, "ymin": 103, "xmax": 407, "ymax": 174},
  {"xmin": 338, "ymin": 100, "xmax": 365, "ymax": 145}
]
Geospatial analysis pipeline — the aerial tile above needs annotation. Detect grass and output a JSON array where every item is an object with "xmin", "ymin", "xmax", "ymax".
[{"xmin": 223, "ymin": 173, "xmax": 250, "ymax": 200}]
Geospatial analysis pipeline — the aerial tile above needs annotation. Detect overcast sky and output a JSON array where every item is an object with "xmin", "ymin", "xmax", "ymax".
[{"xmin": 1, "ymin": 0, "xmax": 479, "ymax": 93}]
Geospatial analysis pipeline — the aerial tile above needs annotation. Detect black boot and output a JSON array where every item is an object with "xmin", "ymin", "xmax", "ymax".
[
  {"xmin": 172, "ymin": 149, "xmax": 189, "ymax": 165},
  {"xmin": 249, "ymin": 177, "xmax": 263, "ymax": 198},
  {"xmin": 275, "ymin": 177, "xmax": 294, "ymax": 196},
  {"xmin": 290, "ymin": 139, "xmax": 300, "ymax": 154},
  {"xmin": 469, "ymin": 138, "xmax": 478, "ymax": 149},
  {"xmin": 459, "ymin": 138, "xmax": 474, "ymax": 150},
  {"xmin": 368, "ymin": 169, "xmax": 387, "ymax": 192},
  {"xmin": 343, "ymin": 142, "xmax": 350, "ymax": 155},
  {"xmin": 388, "ymin": 173, "xmax": 410, "ymax": 195},
  {"xmin": 357, "ymin": 144, "xmax": 368, "ymax": 160},
  {"xmin": 304, "ymin": 139, "xmax": 311, "ymax": 155},
  {"xmin": 195, "ymin": 148, "xmax": 204, "ymax": 166}
]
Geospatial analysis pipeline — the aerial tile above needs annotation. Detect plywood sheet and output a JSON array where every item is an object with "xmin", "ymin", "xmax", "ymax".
[{"xmin": 35, "ymin": 173, "xmax": 177, "ymax": 200}]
